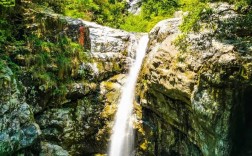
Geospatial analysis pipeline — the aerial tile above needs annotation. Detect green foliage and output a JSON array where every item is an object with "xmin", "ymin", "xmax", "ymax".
[
  {"xmin": 26, "ymin": 34, "xmax": 90, "ymax": 94},
  {"xmin": 121, "ymin": 0, "xmax": 215, "ymax": 32},
  {"xmin": 179, "ymin": 2, "xmax": 208, "ymax": 33},
  {"xmin": 202, "ymin": 0, "xmax": 251, "ymax": 5},
  {"xmin": 0, "ymin": 18, "xmax": 23, "ymax": 75},
  {"xmin": 121, "ymin": 0, "xmax": 180, "ymax": 32},
  {"xmin": 178, "ymin": 0, "xmax": 252, "ymax": 35},
  {"xmin": 64, "ymin": 0, "xmax": 99, "ymax": 20},
  {"xmin": 32, "ymin": 0, "xmax": 252, "ymax": 32},
  {"xmin": 0, "ymin": 0, "xmax": 15, "ymax": 7},
  {"xmin": 33, "ymin": 0, "xmax": 65, "ymax": 13},
  {"xmin": 42, "ymin": 0, "xmax": 127, "ymax": 29},
  {"xmin": 173, "ymin": 33, "xmax": 188, "ymax": 51},
  {"xmin": 0, "ymin": 19, "xmax": 13, "ymax": 46},
  {"xmin": 0, "ymin": 59, "xmax": 6, "ymax": 71},
  {"xmin": 92, "ymin": 0, "xmax": 126, "ymax": 28},
  {"xmin": 120, "ymin": 14, "xmax": 149, "ymax": 32},
  {"xmin": 53, "ymin": 84, "xmax": 68, "ymax": 96},
  {"xmin": 142, "ymin": 0, "xmax": 178, "ymax": 19},
  {"xmin": 34, "ymin": 0, "xmax": 180, "ymax": 32},
  {"xmin": 174, "ymin": 0, "xmax": 252, "ymax": 53}
]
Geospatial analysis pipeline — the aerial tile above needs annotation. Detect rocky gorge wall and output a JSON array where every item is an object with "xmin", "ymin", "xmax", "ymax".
[
  {"xmin": 0, "ymin": 1, "xmax": 252, "ymax": 156},
  {"xmin": 135, "ymin": 3, "xmax": 252, "ymax": 156},
  {"xmin": 0, "ymin": 1, "xmax": 143, "ymax": 155}
]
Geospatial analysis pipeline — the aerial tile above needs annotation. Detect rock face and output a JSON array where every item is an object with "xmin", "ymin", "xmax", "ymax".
[
  {"xmin": 25, "ymin": 11, "xmax": 143, "ymax": 156},
  {"xmin": 0, "ymin": 65, "xmax": 41, "ymax": 155},
  {"xmin": 0, "ymin": 2, "xmax": 142, "ymax": 155},
  {"xmin": 136, "ymin": 3, "xmax": 252, "ymax": 156},
  {"xmin": 26, "ymin": 8, "xmax": 140, "ymax": 81}
]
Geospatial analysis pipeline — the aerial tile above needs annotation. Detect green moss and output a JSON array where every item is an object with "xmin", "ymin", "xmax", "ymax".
[
  {"xmin": 53, "ymin": 84, "xmax": 68, "ymax": 96},
  {"xmin": 112, "ymin": 61, "xmax": 121, "ymax": 71},
  {"xmin": 179, "ymin": 2, "xmax": 209, "ymax": 33},
  {"xmin": 96, "ymin": 62, "xmax": 104, "ymax": 71},
  {"xmin": 0, "ymin": 17, "xmax": 24, "ymax": 76},
  {"xmin": 241, "ymin": 63, "xmax": 252, "ymax": 80},
  {"xmin": 173, "ymin": 34, "xmax": 190, "ymax": 52},
  {"xmin": 174, "ymin": 0, "xmax": 252, "ymax": 55},
  {"xmin": 103, "ymin": 81, "xmax": 116, "ymax": 90}
]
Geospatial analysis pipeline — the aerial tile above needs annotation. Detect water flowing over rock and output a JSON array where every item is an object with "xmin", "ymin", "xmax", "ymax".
[
  {"xmin": 109, "ymin": 35, "xmax": 149, "ymax": 156},
  {"xmin": 126, "ymin": 0, "xmax": 142, "ymax": 15}
]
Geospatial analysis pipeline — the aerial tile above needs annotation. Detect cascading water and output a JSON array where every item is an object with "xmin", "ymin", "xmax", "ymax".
[{"xmin": 109, "ymin": 35, "xmax": 149, "ymax": 156}]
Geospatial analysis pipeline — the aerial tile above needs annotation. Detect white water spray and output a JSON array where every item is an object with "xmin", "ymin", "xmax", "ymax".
[{"xmin": 109, "ymin": 35, "xmax": 149, "ymax": 156}]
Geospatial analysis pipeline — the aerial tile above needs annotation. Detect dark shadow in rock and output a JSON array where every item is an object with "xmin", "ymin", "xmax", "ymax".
[{"xmin": 231, "ymin": 86, "xmax": 252, "ymax": 156}]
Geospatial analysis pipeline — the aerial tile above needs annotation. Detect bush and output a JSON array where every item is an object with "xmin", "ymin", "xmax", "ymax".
[
  {"xmin": 120, "ymin": 14, "xmax": 148, "ymax": 32},
  {"xmin": 179, "ymin": 2, "xmax": 208, "ymax": 33},
  {"xmin": 25, "ymin": 34, "xmax": 90, "ymax": 94}
]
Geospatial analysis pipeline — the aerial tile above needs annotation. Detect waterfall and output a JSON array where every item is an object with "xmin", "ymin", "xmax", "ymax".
[{"xmin": 109, "ymin": 34, "xmax": 149, "ymax": 156}]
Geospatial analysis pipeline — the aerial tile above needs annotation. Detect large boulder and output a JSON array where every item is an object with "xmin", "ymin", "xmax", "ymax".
[{"xmin": 136, "ymin": 3, "xmax": 252, "ymax": 156}]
